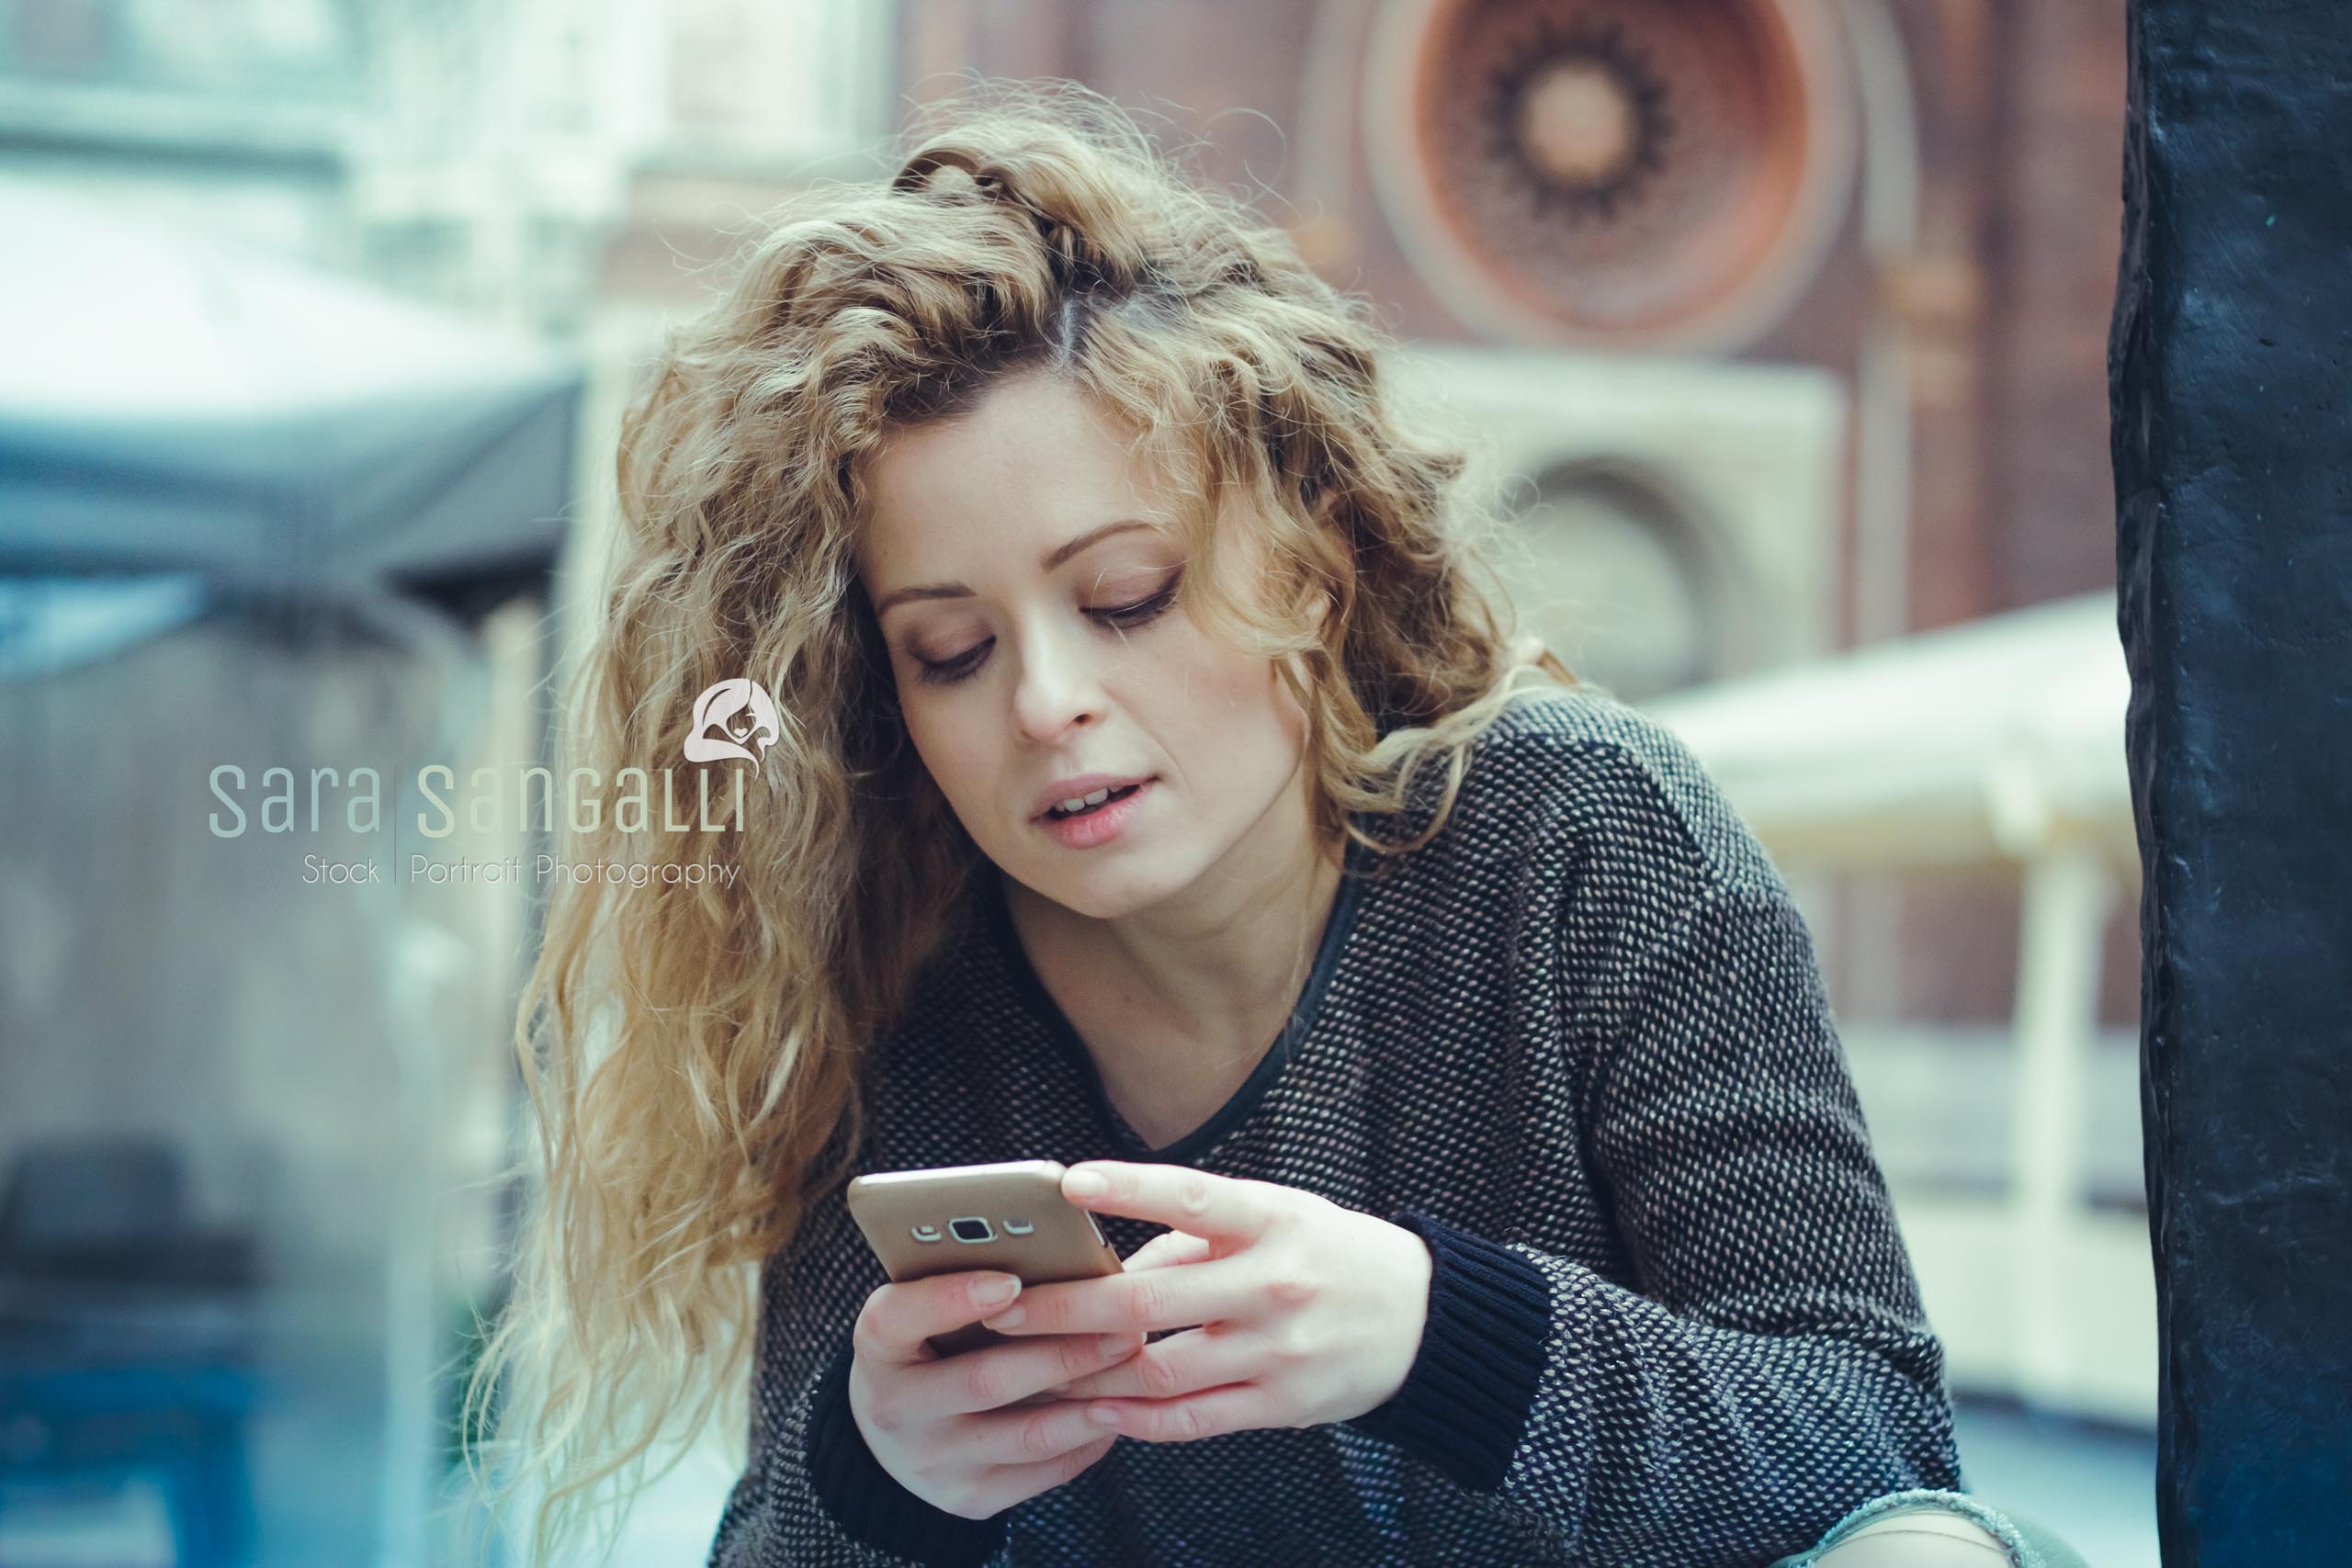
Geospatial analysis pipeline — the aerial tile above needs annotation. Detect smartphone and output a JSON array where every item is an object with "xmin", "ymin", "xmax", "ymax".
[{"xmin": 845, "ymin": 1158, "xmax": 1125, "ymax": 1358}]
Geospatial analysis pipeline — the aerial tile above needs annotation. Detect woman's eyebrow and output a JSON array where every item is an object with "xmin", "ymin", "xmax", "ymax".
[{"xmin": 870, "ymin": 518, "xmax": 1160, "ymax": 616}]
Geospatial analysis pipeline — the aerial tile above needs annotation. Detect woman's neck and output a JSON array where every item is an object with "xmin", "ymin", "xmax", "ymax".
[{"xmin": 1001, "ymin": 795, "xmax": 1347, "ymax": 1093}]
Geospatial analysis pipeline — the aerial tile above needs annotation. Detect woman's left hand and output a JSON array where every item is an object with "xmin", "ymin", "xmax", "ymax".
[{"xmin": 978, "ymin": 1160, "xmax": 1432, "ymax": 1442}]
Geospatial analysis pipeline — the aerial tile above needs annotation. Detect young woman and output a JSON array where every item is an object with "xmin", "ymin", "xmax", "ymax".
[{"xmin": 470, "ymin": 81, "xmax": 2086, "ymax": 1568}]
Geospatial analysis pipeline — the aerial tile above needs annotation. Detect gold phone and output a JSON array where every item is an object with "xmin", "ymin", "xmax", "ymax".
[{"xmin": 845, "ymin": 1158, "xmax": 1125, "ymax": 1358}]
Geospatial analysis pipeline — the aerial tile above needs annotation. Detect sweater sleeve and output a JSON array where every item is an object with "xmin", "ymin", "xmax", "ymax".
[
  {"xmin": 1342, "ymin": 876, "xmax": 1964, "ymax": 1565},
  {"xmin": 709, "ymin": 1211, "xmax": 1018, "ymax": 1567}
]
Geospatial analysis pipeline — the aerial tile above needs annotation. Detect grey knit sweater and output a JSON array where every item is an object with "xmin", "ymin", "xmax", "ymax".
[{"xmin": 707, "ymin": 684, "xmax": 1964, "ymax": 1566}]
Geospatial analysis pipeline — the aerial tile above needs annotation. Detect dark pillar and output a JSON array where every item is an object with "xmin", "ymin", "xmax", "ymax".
[{"xmin": 2111, "ymin": 4, "xmax": 2352, "ymax": 1562}]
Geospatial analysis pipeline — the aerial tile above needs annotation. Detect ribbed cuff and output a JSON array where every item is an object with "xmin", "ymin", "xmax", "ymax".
[
  {"xmin": 1340, "ymin": 1208, "xmax": 1552, "ymax": 1494},
  {"xmin": 807, "ymin": 1336, "xmax": 1012, "ymax": 1566}
]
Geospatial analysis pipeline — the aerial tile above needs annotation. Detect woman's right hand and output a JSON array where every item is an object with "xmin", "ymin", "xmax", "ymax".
[{"xmin": 847, "ymin": 1269, "xmax": 1146, "ymax": 1521}]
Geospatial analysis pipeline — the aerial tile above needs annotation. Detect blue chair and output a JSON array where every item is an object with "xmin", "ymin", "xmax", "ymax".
[{"xmin": 0, "ymin": 1137, "xmax": 262, "ymax": 1568}]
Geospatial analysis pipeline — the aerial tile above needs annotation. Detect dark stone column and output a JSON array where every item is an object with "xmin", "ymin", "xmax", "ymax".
[{"xmin": 2111, "ymin": 4, "xmax": 2352, "ymax": 1562}]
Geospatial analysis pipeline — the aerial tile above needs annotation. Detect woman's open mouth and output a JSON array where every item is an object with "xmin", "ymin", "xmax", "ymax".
[
  {"xmin": 1044, "ymin": 783, "xmax": 1141, "ymax": 819},
  {"xmin": 1036, "ymin": 780, "xmax": 1152, "ymax": 848}
]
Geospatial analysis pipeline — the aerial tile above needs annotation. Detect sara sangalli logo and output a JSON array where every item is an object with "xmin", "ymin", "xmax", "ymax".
[
  {"xmin": 211, "ymin": 673, "xmax": 785, "ymax": 889},
  {"xmin": 684, "ymin": 678, "xmax": 782, "ymax": 770}
]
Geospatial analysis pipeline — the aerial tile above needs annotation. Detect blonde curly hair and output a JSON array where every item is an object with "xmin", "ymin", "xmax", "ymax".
[{"xmin": 465, "ymin": 75, "xmax": 1579, "ymax": 1562}]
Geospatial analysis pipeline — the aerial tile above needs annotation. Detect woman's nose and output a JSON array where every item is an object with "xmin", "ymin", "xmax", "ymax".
[{"xmin": 1007, "ymin": 615, "xmax": 1105, "ymax": 739}]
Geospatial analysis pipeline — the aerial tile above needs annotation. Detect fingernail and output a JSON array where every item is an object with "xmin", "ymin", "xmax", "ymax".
[
  {"xmin": 1064, "ymin": 1169, "xmax": 1108, "ymax": 1197},
  {"xmin": 983, "ymin": 1304, "xmax": 1025, "ymax": 1328},
  {"xmin": 973, "ymin": 1275, "xmax": 1021, "ymax": 1306},
  {"xmin": 1097, "ymin": 1334, "xmax": 1132, "ymax": 1358},
  {"xmin": 1087, "ymin": 1404, "xmax": 1122, "ymax": 1426}
]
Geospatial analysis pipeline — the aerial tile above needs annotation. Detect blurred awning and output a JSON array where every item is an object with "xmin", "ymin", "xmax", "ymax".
[
  {"xmin": 0, "ymin": 176, "xmax": 583, "ymax": 619},
  {"xmin": 1644, "ymin": 590, "xmax": 2137, "ymax": 873}
]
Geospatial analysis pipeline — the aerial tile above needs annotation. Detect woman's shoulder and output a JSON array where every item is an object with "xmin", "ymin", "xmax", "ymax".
[{"xmin": 1455, "ymin": 682, "xmax": 1784, "ymax": 899}]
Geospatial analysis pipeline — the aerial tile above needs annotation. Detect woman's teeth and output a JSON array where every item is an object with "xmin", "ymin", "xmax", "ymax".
[{"xmin": 1048, "ymin": 784, "xmax": 1135, "ymax": 818}]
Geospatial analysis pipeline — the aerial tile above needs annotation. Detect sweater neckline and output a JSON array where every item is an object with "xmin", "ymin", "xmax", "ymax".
[{"xmin": 978, "ymin": 829, "xmax": 1374, "ymax": 1166}]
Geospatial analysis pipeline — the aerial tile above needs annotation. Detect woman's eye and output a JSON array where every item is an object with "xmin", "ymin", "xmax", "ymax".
[
  {"xmin": 1096, "ymin": 577, "xmax": 1181, "ymax": 631},
  {"xmin": 913, "ymin": 644, "xmax": 989, "ymax": 685},
  {"xmin": 909, "ymin": 573, "xmax": 1182, "ymax": 687}
]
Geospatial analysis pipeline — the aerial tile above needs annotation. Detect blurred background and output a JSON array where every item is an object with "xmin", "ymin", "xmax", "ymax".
[{"xmin": 0, "ymin": 0, "xmax": 2152, "ymax": 1562}]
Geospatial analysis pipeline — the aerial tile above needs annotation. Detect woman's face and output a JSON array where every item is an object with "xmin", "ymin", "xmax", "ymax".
[{"xmin": 854, "ymin": 370, "xmax": 1316, "ymax": 919}]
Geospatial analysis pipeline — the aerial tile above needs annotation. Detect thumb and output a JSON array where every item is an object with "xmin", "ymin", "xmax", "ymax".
[{"xmin": 1120, "ymin": 1228, "xmax": 1212, "ymax": 1273}]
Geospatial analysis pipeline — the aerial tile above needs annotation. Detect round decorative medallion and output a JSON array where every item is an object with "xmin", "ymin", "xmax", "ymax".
[{"xmin": 1365, "ymin": 0, "xmax": 1858, "ymax": 351}]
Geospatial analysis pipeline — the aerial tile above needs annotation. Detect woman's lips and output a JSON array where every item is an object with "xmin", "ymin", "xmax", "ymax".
[{"xmin": 1035, "ymin": 778, "xmax": 1152, "ymax": 849}]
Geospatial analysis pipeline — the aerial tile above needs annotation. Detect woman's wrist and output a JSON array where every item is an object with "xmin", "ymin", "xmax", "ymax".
[
  {"xmin": 1341, "ymin": 1209, "xmax": 1554, "ymax": 1493},
  {"xmin": 807, "ymin": 1337, "xmax": 1013, "ymax": 1566}
]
